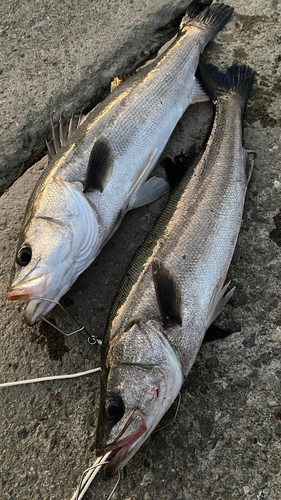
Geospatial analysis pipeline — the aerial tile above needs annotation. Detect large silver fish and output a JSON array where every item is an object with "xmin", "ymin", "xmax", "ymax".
[
  {"xmin": 6, "ymin": 0, "xmax": 233, "ymax": 325},
  {"xmin": 96, "ymin": 63, "xmax": 255, "ymax": 476}
]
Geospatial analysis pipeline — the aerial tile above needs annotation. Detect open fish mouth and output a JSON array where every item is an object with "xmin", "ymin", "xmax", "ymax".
[{"xmin": 101, "ymin": 411, "xmax": 147, "ymax": 476}]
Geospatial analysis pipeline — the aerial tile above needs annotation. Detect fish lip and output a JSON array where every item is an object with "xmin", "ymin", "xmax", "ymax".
[
  {"xmin": 100, "ymin": 410, "xmax": 147, "ymax": 476},
  {"xmin": 6, "ymin": 274, "xmax": 47, "ymax": 303},
  {"xmin": 24, "ymin": 296, "xmax": 56, "ymax": 326},
  {"xmin": 6, "ymin": 288, "xmax": 31, "ymax": 301},
  {"xmin": 6, "ymin": 270, "xmax": 52, "ymax": 325}
]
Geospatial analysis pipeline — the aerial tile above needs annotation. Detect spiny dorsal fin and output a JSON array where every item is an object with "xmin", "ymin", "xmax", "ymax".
[
  {"xmin": 47, "ymin": 113, "xmax": 87, "ymax": 161},
  {"xmin": 83, "ymin": 136, "xmax": 114, "ymax": 193},
  {"xmin": 152, "ymin": 258, "xmax": 182, "ymax": 327}
]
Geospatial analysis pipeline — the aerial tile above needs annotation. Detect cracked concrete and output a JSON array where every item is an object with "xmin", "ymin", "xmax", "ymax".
[{"xmin": 1, "ymin": 1, "xmax": 281, "ymax": 499}]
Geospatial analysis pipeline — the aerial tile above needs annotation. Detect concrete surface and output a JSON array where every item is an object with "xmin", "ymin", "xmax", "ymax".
[
  {"xmin": 0, "ymin": 0, "xmax": 188, "ymax": 192},
  {"xmin": 1, "ymin": 1, "xmax": 281, "ymax": 500}
]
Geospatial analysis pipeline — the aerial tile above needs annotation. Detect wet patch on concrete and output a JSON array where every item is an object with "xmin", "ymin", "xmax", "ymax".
[
  {"xmin": 245, "ymin": 82, "xmax": 280, "ymax": 128},
  {"xmin": 30, "ymin": 319, "xmax": 70, "ymax": 360},
  {"xmin": 269, "ymin": 209, "xmax": 281, "ymax": 246},
  {"xmin": 235, "ymin": 13, "xmax": 275, "ymax": 34},
  {"xmin": 232, "ymin": 46, "xmax": 248, "ymax": 63}
]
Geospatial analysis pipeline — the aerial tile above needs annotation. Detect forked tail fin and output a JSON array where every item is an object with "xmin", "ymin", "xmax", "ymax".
[
  {"xmin": 181, "ymin": 1, "xmax": 234, "ymax": 45},
  {"xmin": 199, "ymin": 63, "xmax": 255, "ymax": 113}
]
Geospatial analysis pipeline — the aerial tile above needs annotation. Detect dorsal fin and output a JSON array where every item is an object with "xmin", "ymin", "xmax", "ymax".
[
  {"xmin": 83, "ymin": 136, "xmax": 114, "ymax": 193},
  {"xmin": 152, "ymin": 258, "xmax": 182, "ymax": 327},
  {"xmin": 46, "ymin": 113, "xmax": 87, "ymax": 161}
]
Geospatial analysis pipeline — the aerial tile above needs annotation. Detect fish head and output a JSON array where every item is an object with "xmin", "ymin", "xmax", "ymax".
[
  {"xmin": 7, "ymin": 176, "xmax": 99, "ymax": 325},
  {"xmin": 96, "ymin": 319, "xmax": 182, "ymax": 475}
]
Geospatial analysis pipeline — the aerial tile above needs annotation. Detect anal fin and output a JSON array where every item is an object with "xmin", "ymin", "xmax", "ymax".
[
  {"xmin": 128, "ymin": 177, "xmax": 169, "ymax": 211},
  {"xmin": 190, "ymin": 78, "xmax": 210, "ymax": 104},
  {"xmin": 206, "ymin": 273, "xmax": 235, "ymax": 328}
]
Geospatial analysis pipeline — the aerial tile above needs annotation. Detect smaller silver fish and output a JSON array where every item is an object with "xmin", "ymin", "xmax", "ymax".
[{"xmin": 95, "ymin": 63, "xmax": 255, "ymax": 475}]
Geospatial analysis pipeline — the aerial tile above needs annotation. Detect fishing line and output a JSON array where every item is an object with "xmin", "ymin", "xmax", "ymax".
[
  {"xmin": 153, "ymin": 392, "xmax": 181, "ymax": 434},
  {"xmin": 0, "ymin": 367, "xmax": 101, "ymax": 388},
  {"xmin": 72, "ymin": 453, "xmax": 120, "ymax": 500},
  {"xmin": 30, "ymin": 297, "xmax": 102, "ymax": 345}
]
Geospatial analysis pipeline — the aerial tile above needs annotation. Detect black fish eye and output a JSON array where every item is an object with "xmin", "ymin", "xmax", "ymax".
[
  {"xmin": 16, "ymin": 245, "xmax": 32, "ymax": 266},
  {"xmin": 104, "ymin": 397, "xmax": 124, "ymax": 422}
]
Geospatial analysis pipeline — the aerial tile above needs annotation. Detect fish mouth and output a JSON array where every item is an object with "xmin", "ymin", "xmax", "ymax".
[
  {"xmin": 6, "ymin": 271, "xmax": 53, "ymax": 325},
  {"xmin": 100, "ymin": 411, "xmax": 147, "ymax": 476},
  {"xmin": 24, "ymin": 297, "xmax": 52, "ymax": 326},
  {"xmin": 6, "ymin": 275, "xmax": 47, "ymax": 302}
]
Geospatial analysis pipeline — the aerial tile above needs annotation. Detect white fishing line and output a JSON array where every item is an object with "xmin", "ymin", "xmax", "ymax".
[
  {"xmin": 0, "ymin": 367, "xmax": 101, "ymax": 388},
  {"xmin": 153, "ymin": 392, "xmax": 181, "ymax": 434},
  {"xmin": 70, "ymin": 451, "xmax": 112, "ymax": 500}
]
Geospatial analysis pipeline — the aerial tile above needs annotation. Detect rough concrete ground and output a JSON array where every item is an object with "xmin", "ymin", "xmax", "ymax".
[
  {"xmin": 1, "ymin": 1, "xmax": 281, "ymax": 500},
  {"xmin": 0, "ymin": 0, "xmax": 188, "ymax": 192}
]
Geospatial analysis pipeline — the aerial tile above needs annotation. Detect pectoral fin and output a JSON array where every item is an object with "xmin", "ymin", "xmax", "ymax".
[
  {"xmin": 128, "ymin": 177, "xmax": 169, "ymax": 211},
  {"xmin": 83, "ymin": 136, "xmax": 114, "ymax": 193},
  {"xmin": 152, "ymin": 258, "xmax": 182, "ymax": 327}
]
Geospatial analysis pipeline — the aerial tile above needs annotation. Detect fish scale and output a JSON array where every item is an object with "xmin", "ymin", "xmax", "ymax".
[{"xmin": 108, "ymin": 100, "xmax": 247, "ymax": 352}]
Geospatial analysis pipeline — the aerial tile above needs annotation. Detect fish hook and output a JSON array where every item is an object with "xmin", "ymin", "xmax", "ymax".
[{"xmin": 30, "ymin": 297, "xmax": 102, "ymax": 345}]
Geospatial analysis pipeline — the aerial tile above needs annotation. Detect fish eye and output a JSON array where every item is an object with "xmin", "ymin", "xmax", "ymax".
[
  {"xmin": 16, "ymin": 245, "xmax": 32, "ymax": 266},
  {"xmin": 104, "ymin": 397, "xmax": 124, "ymax": 421}
]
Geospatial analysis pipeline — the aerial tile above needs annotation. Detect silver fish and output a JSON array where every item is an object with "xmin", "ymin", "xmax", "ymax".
[
  {"xmin": 96, "ymin": 63, "xmax": 255, "ymax": 476},
  {"xmin": 7, "ymin": 0, "xmax": 233, "ymax": 325}
]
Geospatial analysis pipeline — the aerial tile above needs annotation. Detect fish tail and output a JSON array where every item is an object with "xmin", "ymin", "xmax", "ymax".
[
  {"xmin": 199, "ymin": 63, "xmax": 255, "ymax": 112},
  {"xmin": 181, "ymin": 2, "xmax": 234, "ymax": 44}
]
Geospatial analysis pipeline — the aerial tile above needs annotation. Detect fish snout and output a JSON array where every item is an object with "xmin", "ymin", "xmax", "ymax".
[
  {"xmin": 6, "ymin": 274, "xmax": 47, "ymax": 302},
  {"xmin": 6, "ymin": 287, "xmax": 31, "ymax": 301},
  {"xmin": 100, "ymin": 411, "xmax": 147, "ymax": 476},
  {"xmin": 6, "ymin": 273, "xmax": 51, "ymax": 325}
]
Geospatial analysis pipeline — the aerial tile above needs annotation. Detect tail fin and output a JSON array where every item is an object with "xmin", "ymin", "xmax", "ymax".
[
  {"xmin": 199, "ymin": 63, "xmax": 255, "ymax": 112},
  {"xmin": 181, "ymin": 2, "xmax": 234, "ymax": 44}
]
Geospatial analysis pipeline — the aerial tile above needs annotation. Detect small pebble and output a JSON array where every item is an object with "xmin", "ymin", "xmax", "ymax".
[{"xmin": 243, "ymin": 334, "xmax": 256, "ymax": 348}]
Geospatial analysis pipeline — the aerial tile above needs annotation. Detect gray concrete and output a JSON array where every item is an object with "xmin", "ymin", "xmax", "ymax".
[
  {"xmin": 1, "ymin": 1, "xmax": 281, "ymax": 500},
  {"xmin": 0, "ymin": 0, "xmax": 188, "ymax": 191}
]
